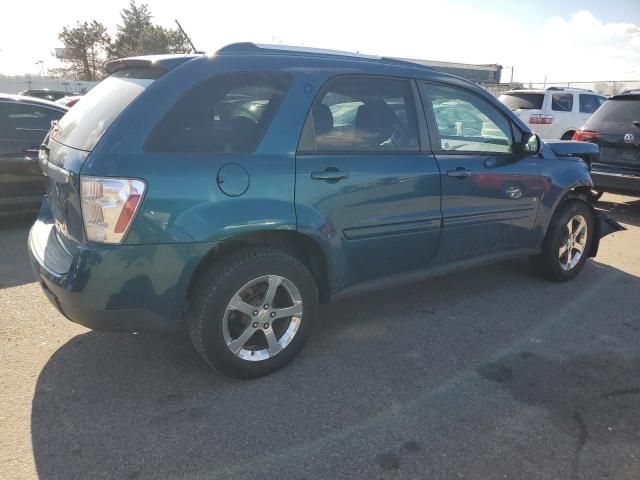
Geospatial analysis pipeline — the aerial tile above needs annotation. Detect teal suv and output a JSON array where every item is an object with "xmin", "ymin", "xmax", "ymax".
[{"xmin": 29, "ymin": 43, "xmax": 618, "ymax": 378}]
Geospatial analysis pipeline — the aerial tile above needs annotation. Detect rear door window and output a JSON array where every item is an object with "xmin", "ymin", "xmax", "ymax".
[
  {"xmin": 551, "ymin": 93, "xmax": 574, "ymax": 112},
  {"xmin": 52, "ymin": 68, "xmax": 161, "ymax": 151},
  {"xmin": 146, "ymin": 72, "xmax": 292, "ymax": 153},
  {"xmin": 297, "ymin": 76, "xmax": 419, "ymax": 153},
  {"xmin": 499, "ymin": 93, "xmax": 544, "ymax": 111}
]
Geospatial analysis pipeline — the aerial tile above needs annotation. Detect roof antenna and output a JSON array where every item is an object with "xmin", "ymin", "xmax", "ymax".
[{"xmin": 175, "ymin": 20, "xmax": 202, "ymax": 54}]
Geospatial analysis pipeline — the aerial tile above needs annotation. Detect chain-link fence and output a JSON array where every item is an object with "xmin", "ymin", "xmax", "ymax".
[{"xmin": 483, "ymin": 80, "xmax": 640, "ymax": 97}]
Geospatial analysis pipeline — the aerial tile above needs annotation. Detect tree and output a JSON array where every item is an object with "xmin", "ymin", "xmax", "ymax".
[
  {"xmin": 57, "ymin": 21, "xmax": 111, "ymax": 81},
  {"xmin": 109, "ymin": 0, "xmax": 190, "ymax": 59}
]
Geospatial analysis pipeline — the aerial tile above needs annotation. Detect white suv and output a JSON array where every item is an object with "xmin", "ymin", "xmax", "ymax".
[{"xmin": 499, "ymin": 88, "xmax": 606, "ymax": 140}]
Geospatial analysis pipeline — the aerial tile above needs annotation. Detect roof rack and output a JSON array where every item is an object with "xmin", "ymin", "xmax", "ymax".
[{"xmin": 545, "ymin": 86, "xmax": 594, "ymax": 93}]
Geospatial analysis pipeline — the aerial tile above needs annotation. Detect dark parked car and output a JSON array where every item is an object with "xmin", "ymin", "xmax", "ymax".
[
  {"xmin": 18, "ymin": 89, "xmax": 69, "ymax": 102},
  {"xmin": 573, "ymin": 93, "xmax": 640, "ymax": 197},
  {"xmin": 0, "ymin": 94, "xmax": 67, "ymax": 216},
  {"xmin": 29, "ymin": 44, "xmax": 618, "ymax": 378}
]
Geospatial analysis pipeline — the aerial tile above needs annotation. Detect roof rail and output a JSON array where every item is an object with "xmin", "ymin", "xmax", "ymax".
[
  {"xmin": 546, "ymin": 86, "xmax": 594, "ymax": 93},
  {"xmin": 216, "ymin": 42, "xmax": 382, "ymax": 60}
]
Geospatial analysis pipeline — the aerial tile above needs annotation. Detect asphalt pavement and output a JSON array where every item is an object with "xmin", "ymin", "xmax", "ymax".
[{"xmin": 1, "ymin": 194, "xmax": 640, "ymax": 480}]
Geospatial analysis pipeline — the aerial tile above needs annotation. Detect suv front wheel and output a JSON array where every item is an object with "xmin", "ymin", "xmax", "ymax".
[
  {"xmin": 187, "ymin": 248, "xmax": 319, "ymax": 378},
  {"xmin": 530, "ymin": 200, "xmax": 594, "ymax": 281}
]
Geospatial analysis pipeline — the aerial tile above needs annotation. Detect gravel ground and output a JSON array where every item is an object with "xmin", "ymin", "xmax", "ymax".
[{"xmin": 1, "ymin": 194, "xmax": 639, "ymax": 480}]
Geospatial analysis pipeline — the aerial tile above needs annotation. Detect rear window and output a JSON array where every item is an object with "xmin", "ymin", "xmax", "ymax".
[
  {"xmin": 499, "ymin": 93, "xmax": 544, "ymax": 111},
  {"xmin": 145, "ymin": 72, "xmax": 291, "ymax": 154},
  {"xmin": 584, "ymin": 98, "xmax": 640, "ymax": 131},
  {"xmin": 52, "ymin": 68, "xmax": 160, "ymax": 151}
]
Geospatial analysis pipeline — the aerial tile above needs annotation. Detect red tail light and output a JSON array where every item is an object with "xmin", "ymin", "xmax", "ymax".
[
  {"xmin": 529, "ymin": 114, "xmax": 554, "ymax": 125},
  {"xmin": 572, "ymin": 130, "xmax": 599, "ymax": 142}
]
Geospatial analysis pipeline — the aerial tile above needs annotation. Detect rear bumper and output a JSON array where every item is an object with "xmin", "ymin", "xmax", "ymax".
[
  {"xmin": 28, "ymin": 218, "xmax": 216, "ymax": 333},
  {"xmin": 591, "ymin": 169, "xmax": 640, "ymax": 196}
]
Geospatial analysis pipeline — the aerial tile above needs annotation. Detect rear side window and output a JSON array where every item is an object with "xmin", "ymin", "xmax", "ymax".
[
  {"xmin": 53, "ymin": 68, "xmax": 161, "ymax": 151},
  {"xmin": 298, "ymin": 76, "xmax": 419, "ymax": 153},
  {"xmin": 146, "ymin": 72, "xmax": 292, "ymax": 154},
  {"xmin": 551, "ymin": 93, "xmax": 573, "ymax": 112},
  {"xmin": 499, "ymin": 93, "xmax": 544, "ymax": 111},
  {"xmin": 579, "ymin": 94, "xmax": 604, "ymax": 114},
  {"xmin": 584, "ymin": 98, "xmax": 640, "ymax": 131}
]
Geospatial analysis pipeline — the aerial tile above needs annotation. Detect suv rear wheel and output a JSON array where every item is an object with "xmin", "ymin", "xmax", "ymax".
[
  {"xmin": 187, "ymin": 248, "xmax": 319, "ymax": 378},
  {"xmin": 530, "ymin": 200, "xmax": 594, "ymax": 281}
]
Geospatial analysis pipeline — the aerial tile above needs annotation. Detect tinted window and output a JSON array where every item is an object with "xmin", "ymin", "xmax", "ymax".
[
  {"xmin": 0, "ymin": 103, "xmax": 16, "ymax": 155},
  {"xmin": 147, "ymin": 72, "xmax": 291, "ymax": 154},
  {"xmin": 298, "ymin": 76, "xmax": 419, "ymax": 153},
  {"xmin": 584, "ymin": 98, "xmax": 640, "ymax": 132},
  {"xmin": 426, "ymin": 84, "xmax": 513, "ymax": 153},
  {"xmin": 499, "ymin": 93, "xmax": 544, "ymax": 110},
  {"xmin": 53, "ymin": 69, "xmax": 160, "ymax": 151},
  {"xmin": 551, "ymin": 93, "xmax": 573, "ymax": 112},
  {"xmin": 7, "ymin": 103, "xmax": 65, "ymax": 148},
  {"xmin": 579, "ymin": 94, "xmax": 604, "ymax": 114}
]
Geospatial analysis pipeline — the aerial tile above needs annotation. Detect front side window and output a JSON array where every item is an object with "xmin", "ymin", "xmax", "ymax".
[
  {"xmin": 298, "ymin": 76, "xmax": 419, "ymax": 153},
  {"xmin": 146, "ymin": 72, "xmax": 292, "ymax": 154},
  {"xmin": 426, "ymin": 83, "xmax": 513, "ymax": 153},
  {"xmin": 551, "ymin": 93, "xmax": 574, "ymax": 112}
]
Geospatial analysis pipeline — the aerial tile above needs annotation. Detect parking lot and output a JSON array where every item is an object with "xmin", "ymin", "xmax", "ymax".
[{"xmin": 0, "ymin": 194, "xmax": 638, "ymax": 480}]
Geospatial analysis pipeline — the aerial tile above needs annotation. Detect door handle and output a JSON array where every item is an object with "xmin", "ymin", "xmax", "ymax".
[
  {"xmin": 311, "ymin": 168, "xmax": 348, "ymax": 181},
  {"xmin": 446, "ymin": 167, "xmax": 471, "ymax": 179}
]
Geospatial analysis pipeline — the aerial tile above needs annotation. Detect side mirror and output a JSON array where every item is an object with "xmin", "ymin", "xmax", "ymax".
[{"xmin": 521, "ymin": 132, "xmax": 541, "ymax": 155}]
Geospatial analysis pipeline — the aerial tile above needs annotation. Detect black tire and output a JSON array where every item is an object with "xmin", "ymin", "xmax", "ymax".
[
  {"xmin": 187, "ymin": 248, "xmax": 319, "ymax": 379},
  {"xmin": 530, "ymin": 200, "xmax": 594, "ymax": 281},
  {"xmin": 561, "ymin": 131, "xmax": 575, "ymax": 140}
]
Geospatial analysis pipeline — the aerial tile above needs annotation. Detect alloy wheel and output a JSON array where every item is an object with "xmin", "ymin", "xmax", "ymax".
[
  {"xmin": 559, "ymin": 214, "xmax": 588, "ymax": 271},
  {"xmin": 222, "ymin": 275, "xmax": 303, "ymax": 361}
]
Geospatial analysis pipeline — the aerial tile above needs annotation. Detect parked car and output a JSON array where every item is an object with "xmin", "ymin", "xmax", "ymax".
[
  {"xmin": 499, "ymin": 87, "xmax": 606, "ymax": 140},
  {"xmin": 29, "ymin": 44, "xmax": 619, "ymax": 378},
  {"xmin": 17, "ymin": 89, "xmax": 69, "ymax": 102},
  {"xmin": 573, "ymin": 92, "xmax": 640, "ymax": 197},
  {"xmin": 0, "ymin": 94, "xmax": 67, "ymax": 216},
  {"xmin": 55, "ymin": 95, "xmax": 83, "ymax": 108}
]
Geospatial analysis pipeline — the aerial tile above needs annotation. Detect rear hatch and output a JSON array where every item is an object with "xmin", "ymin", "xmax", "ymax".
[
  {"xmin": 40, "ymin": 66, "xmax": 162, "ymax": 252},
  {"xmin": 499, "ymin": 92, "xmax": 546, "ymax": 124},
  {"xmin": 582, "ymin": 95, "xmax": 640, "ymax": 172}
]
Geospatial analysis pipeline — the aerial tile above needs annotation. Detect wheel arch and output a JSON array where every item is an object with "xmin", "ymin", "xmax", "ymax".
[{"xmin": 185, "ymin": 230, "xmax": 331, "ymax": 307}]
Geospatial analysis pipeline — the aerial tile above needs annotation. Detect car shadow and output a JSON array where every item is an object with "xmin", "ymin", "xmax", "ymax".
[
  {"xmin": 596, "ymin": 195, "xmax": 640, "ymax": 228},
  {"xmin": 30, "ymin": 257, "xmax": 640, "ymax": 479},
  {"xmin": 0, "ymin": 215, "xmax": 37, "ymax": 289}
]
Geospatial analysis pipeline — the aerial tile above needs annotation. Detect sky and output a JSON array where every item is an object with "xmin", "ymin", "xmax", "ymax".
[{"xmin": 1, "ymin": 0, "xmax": 639, "ymax": 83}]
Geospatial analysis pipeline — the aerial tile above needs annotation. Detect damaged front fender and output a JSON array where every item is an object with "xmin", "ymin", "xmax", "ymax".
[{"xmin": 590, "ymin": 212, "xmax": 625, "ymax": 258}]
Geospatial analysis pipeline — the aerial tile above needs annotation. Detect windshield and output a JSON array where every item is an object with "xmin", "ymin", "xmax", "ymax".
[
  {"xmin": 499, "ymin": 93, "xmax": 544, "ymax": 111},
  {"xmin": 52, "ymin": 70, "xmax": 158, "ymax": 151}
]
